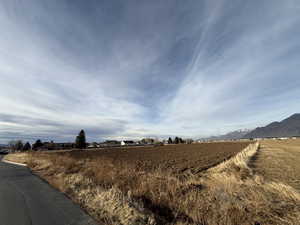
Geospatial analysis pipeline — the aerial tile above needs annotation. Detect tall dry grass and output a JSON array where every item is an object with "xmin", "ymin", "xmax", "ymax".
[
  {"xmin": 3, "ymin": 152, "xmax": 30, "ymax": 164},
  {"xmin": 12, "ymin": 142, "xmax": 300, "ymax": 225}
]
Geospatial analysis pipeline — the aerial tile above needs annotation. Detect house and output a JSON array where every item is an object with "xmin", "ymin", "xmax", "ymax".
[
  {"xmin": 163, "ymin": 139, "xmax": 169, "ymax": 145},
  {"xmin": 121, "ymin": 140, "xmax": 136, "ymax": 146},
  {"xmin": 278, "ymin": 137, "xmax": 289, "ymax": 140},
  {"xmin": 87, "ymin": 142, "xmax": 100, "ymax": 148}
]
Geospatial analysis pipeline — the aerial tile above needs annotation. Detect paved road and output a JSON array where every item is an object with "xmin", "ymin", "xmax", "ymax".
[{"xmin": 0, "ymin": 155, "xmax": 98, "ymax": 225}]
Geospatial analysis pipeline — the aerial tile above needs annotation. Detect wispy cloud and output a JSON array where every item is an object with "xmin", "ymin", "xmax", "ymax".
[{"xmin": 0, "ymin": 0, "xmax": 300, "ymax": 143}]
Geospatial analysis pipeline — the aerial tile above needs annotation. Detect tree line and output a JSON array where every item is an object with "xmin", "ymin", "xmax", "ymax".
[
  {"xmin": 8, "ymin": 140, "xmax": 31, "ymax": 152},
  {"xmin": 167, "ymin": 137, "xmax": 185, "ymax": 144},
  {"xmin": 8, "ymin": 130, "xmax": 87, "ymax": 152},
  {"xmin": 8, "ymin": 131, "xmax": 191, "ymax": 152}
]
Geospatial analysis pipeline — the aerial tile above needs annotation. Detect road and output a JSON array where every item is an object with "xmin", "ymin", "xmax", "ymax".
[{"xmin": 0, "ymin": 155, "xmax": 97, "ymax": 225}]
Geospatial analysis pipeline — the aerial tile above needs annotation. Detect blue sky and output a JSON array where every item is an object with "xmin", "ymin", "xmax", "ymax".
[{"xmin": 0, "ymin": 0, "xmax": 300, "ymax": 143}]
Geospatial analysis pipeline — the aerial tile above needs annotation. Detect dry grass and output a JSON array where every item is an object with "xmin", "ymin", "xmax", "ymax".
[
  {"xmin": 3, "ymin": 152, "xmax": 30, "ymax": 164},
  {"xmin": 253, "ymin": 139, "xmax": 300, "ymax": 191},
  {"xmin": 196, "ymin": 142, "xmax": 300, "ymax": 225},
  {"xmin": 208, "ymin": 142, "xmax": 259, "ymax": 175},
  {"xmin": 6, "ymin": 141, "xmax": 300, "ymax": 225}
]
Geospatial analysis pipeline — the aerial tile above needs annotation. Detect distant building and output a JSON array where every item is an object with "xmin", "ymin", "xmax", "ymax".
[
  {"xmin": 121, "ymin": 140, "xmax": 136, "ymax": 146},
  {"xmin": 140, "ymin": 138, "xmax": 155, "ymax": 145},
  {"xmin": 163, "ymin": 139, "xmax": 169, "ymax": 145},
  {"xmin": 87, "ymin": 142, "xmax": 100, "ymax": 148},
  {"xmin": 278, "ymin": 137, "xmax": 289, "ymax": 140}
]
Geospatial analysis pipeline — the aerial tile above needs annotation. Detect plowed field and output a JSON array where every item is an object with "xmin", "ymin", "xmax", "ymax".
[{"xmin": 53, "ymin": 141, "xmax": 251, "ymax": 174}]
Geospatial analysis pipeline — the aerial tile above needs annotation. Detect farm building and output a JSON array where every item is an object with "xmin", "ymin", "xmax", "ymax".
[{"xmin": 121, "ymin": 140, "xmax": 136, "ymax": 146}]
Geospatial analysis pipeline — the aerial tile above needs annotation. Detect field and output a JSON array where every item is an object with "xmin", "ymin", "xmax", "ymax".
[
  {"xmin": 52, "ymin": 142, "xmax": 250, "ymax": 174},
  {"xmin": 253, "ymin": 139, "xmax": 300, "ymax": 191},
  {"xmin": 5, "ymin": 140, "xmax": 300, "ymax": 225}
]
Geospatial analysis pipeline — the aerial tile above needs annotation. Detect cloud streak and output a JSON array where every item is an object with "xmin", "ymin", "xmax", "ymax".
[{"xmin": 0, "ymin": 0, "xmax": 300, "ymax": 143}]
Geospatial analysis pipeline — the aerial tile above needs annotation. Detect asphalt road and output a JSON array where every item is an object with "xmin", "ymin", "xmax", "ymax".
[{"xmin": 0, "ymin": 155, "xmax": 98, "ymax": 225}]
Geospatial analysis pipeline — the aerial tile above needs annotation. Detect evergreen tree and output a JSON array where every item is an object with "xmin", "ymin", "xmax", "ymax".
[
  {"xmin": 76, "ymin": 130, "xmax": 87, "ymax": 149},
  {"xmin": 33, "ymin": 139, "xmax": 43, "ymax": 150},
  {"xmin": 168, "ymin": 137, "xmax": 173, "ymax": 144},
  {"xmin": 174, "ymin": 137, "xmax": 179, "ymax": 144},
  {"xmin": 15, "ymin": 140, "xmax": 24, "ymax": 151},
  {"xmin": 23, "ymin": 142, "xmax": 31, "ymax": 151}
]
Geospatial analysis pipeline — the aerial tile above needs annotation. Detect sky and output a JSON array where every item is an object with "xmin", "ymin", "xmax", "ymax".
[{"xmin": 0, "ymin": 0, "xmax": 300, "ymax": 143}]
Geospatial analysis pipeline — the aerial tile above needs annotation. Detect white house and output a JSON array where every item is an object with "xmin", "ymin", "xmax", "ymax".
[{"xmin": 121, "ymin": 140, "xmax": 135, "ymax": 146}]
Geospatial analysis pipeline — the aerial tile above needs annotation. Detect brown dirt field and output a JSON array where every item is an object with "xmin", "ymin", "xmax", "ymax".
[
  {"xmin": 253, "ymin": 139, "xmax": 300, "ymax": 191},
  {"xmin": 54, "ymin": 142, "xmax": 251, "ymax": 175}
]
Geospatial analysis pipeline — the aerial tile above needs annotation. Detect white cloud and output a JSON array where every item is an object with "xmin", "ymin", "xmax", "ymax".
[{"xmin": 0, "ymin": 0, "xmax": 300, "ymax": 143}]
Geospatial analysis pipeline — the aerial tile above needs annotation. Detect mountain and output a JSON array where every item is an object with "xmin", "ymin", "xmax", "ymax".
[
  {"xmin": 244, "ymin": 114, "xmax": 300, "ymax": 138},
  {"xmin": 199, "ymin": 129, "xmax": 252, "ymax": 141}
]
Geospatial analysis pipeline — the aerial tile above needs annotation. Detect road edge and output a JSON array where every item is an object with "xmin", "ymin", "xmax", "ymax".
[{"xmin": 1, "ymin": 158, "xmax": 27, "ymax": 167}]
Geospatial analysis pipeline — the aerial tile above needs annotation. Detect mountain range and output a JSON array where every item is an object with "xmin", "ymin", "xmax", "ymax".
[
  {"xmin": 198, "ymin": 114, "xmax": 300, "ymax": 141},
  {"xmin": 244, "ymin": 113, "xmax": 300, "ymax": 138},
  {"xmin": 199, "ymin": 129, "xmax": 252, "ymax": 141}
]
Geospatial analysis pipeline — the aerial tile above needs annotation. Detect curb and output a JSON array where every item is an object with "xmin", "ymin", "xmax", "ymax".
[{"xmin": 2, "ymin": 159, "xmax": 27, "ymax": 167}]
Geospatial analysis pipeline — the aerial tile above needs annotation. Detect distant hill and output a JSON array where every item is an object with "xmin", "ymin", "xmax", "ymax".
[
  {"xmin": 199, "ymin": 129, "xmax": 252, "ymax": 141},
  {"xmin": 244, "ymin": 114, "xmax": 300, "ymax": 138}
]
